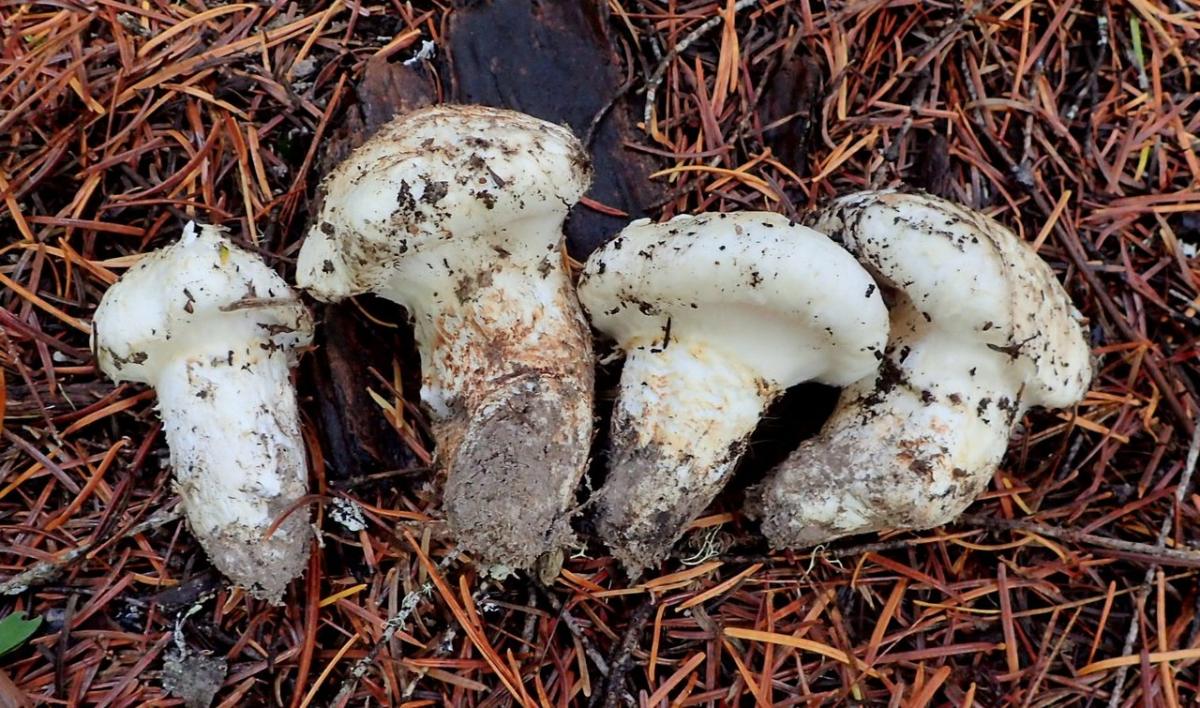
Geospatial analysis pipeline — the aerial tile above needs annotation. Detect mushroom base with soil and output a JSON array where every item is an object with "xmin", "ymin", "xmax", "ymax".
[
  {"xmin": 754, "ymin": 344, "xmax": 1020, "ymax": 547},
  {"xmin": 751, "ymin": 190, "xmax": 1093, "ymax": 549},
  {"xmin": 577, "ymin": 211, "xmax": 889, "ymax": 576},
  {"xmin": 378, "ymin": 253, "xmax": 595, "ymax": 572},
  {"xmin": 295, "ymin": 105, "xmax": 597, "ymax": 573},
  {"xmin": 595, "ymin": 341, "xmax": 775, "ymax": 577},
  {"xmin": 156, "ymin": 349, "xmax": 312, "ymax": 601},
  {"xmin": 92, "ymin": 223, "xmax": 314, "ymax": 603}
]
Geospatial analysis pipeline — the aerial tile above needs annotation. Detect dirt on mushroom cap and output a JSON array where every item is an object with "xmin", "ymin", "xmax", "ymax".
[
  {"xmin": 810, "ymin": 190, "xmax": 1092, "ymax": 407},
  {"xmin": 297, "ymin": 104, "xmax": 592, "ymax": 303}
]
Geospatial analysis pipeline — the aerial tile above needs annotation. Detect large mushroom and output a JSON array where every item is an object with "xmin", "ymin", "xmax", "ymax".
[
  {"xmin": 577, "ymin": 212, "xmax": 889, "ymax": 575},
  {"xmin": 754, "ymin": 190, "xmax": 1094, "ymax": 547},
  {"xmin": 93, "ymin": 222, "xmax": 314, "ymax": 602},
  {"xmin": 296, "ymin": 105, "xmax": 594, "ymax": 572}
]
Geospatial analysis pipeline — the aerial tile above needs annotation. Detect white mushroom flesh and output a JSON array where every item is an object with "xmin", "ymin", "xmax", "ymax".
[{"xmin": 578, "ymin": 212, "xmax": 889, "ymax": 575}]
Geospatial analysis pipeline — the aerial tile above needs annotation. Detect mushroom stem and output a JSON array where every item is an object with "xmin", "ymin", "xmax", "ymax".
[
  {"xmin": 757, "ymin": 344, "xmax": 1022, "ymax": 547},
  {"xmin": 153, "ymin": 335, "xmax": 310, "ymax": 602},
  {"xmin": 578, "ymin": 211, "xmax": 889, "ymax": 575},
  {"xmin": 399, "ymin": 252, "xmax": 594, "ymax": 570},
  {"xmin": 751, "ymin": 190, "xmax": 1093, "ymax": 549},
  {"xmin": 92, "ymin": 222, "xmax": 313, "ymax": 602},
  {"xmin": 597, "ymin": 340, "xmax": 775, "ymax": 576}
]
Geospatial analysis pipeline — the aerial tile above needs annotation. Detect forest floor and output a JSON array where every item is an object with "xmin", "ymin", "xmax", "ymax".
[{"xmin": 2, "ymin": 1, "xmax": 1200, "ymax": 705}]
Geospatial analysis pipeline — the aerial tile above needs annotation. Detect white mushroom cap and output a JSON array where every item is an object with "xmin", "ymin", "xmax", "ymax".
[
  {"xmin": 578, "ymin": 212, "xmax": 889, "ymax": 575},
  {"xmin": 579, "ymin": 211, "xmax": 888, "ymax": 388},
  {"xmin": 294, "ymin": 105, "xmax": 596, "ymax": 571},
  {"xmin": 754, "ymin": 190, "xmax": 1094, "ymax": 548},
  {"xmin": 94, "ymin": 222, "xmax": 312, "ymax": 384},
  {"xmin": 820, "ymin": 190, "xmax": 1092, "ymax": 408},
  {"xmin": 92, "ymin": 222, "xmax": 313, "ymax": 602},
  {"xmin": 296, "ymin": 104, "xmax": 591, "ymax": 303}
]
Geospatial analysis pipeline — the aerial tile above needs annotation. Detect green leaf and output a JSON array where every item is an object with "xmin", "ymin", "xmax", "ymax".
[{"xmin": 0, "ymin": 613, "xmax": 42, "ymax": 657}]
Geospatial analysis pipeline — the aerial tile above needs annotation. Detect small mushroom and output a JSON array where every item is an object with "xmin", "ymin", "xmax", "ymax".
[
  {"xmin": 753, "ymin": 190, "xmax": 1094, "ymax": 547},
  {"xmin": 577, "ymin": 212, "xmax": 889, "ymax": 575},
  {"xmin": 296, "ymin": 105, "xmax": 594, "ymax": 572},
  {"xmin": 92, "ymin": 222, "xmax": 314, "ymax": 602}
]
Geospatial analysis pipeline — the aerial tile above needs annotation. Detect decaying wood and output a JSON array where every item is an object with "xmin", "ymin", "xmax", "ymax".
[{"xmin": 758, "ymin": 50, "xmax": 823, "ymax": 177}]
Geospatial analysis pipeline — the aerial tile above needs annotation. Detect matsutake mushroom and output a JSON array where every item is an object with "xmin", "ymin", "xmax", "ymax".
[
  {"xmin": 93, "ymin": 222, "xmax": 314, "ymax": 602},
  {"xmin": 753, "ymin": 191, "xmax": 1093, "ymax": 547},
  {"xmin": 296, "ymin": 105, "xmax": 594, "ymax": 573},
  {"xmin": 577, "ymin": 212, "xmax": 889, "ymax": 575}
]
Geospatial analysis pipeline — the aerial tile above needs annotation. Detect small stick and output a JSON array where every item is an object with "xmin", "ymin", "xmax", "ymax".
[
  {"xmin": 0, "ymin": 508, "xmax": 181, "ymax": 596},
  {"xmin": 955, "ymin": 514, "xmax": 1200, "ymax": 567},
  {"xmin": 591, "ymin": 596, "xmax": 655, "ymax": 708},
  {"xmin": 532, "ymin": 582, "xmax": 612, "ymax": 678},
  {"xmin": 329, "ymin": 548, "xmax": 461, "ymax": 706},
  {"xmin": 329, "ymin": 466, "xmax": 433, "ymax": 490},
  {"xmin": 720, "ymin": 535, "xmax": 947, "ymax": 565}
]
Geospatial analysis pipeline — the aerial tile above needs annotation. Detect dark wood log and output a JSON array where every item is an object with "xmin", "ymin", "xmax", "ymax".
[{"xmin": 758, "ymin": 49, "xmax": 823, "ymax": 176}]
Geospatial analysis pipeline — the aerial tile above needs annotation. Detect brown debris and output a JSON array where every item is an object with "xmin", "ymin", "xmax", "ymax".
[{"xmin": 758, "ymin": 49, "xmax": 823, "ymax": 175}]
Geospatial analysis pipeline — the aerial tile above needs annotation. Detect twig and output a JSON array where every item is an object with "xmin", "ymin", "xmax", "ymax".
[
  {"xmin": 329, "ymin": 548, "xmax": 461, "ymax": 706},
  {"xmin": 642, "ymin": 0, "xmax": 762, "ymax": 126},
  {"xmin": 0, "ymin": 508, "xmax": 181, "ymax": 596},
  {"xmin": 591, "ymin": 596, "xmax": 655, "ymax": 708},
  {"xmin": 585, "ymin": 28, "xmax": 639, "ymax": 150},
  {"xmin": 532, "ymin": 582, "xmax": 612, "ymax": 678},
  {"xmin": 328, "ymin": 466, "xmax": 433, "ymax": 490},
  {"xmin": 720, "ymin": 534, "xmax": 947, "ymax": 564},
  {"xmin": 1062, "ymin": 6, "xmax": 1110, "ymax": 123},
  {"xmin": 955, "ymin": 514, "xmax": 1200, "ymax": 567}
]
